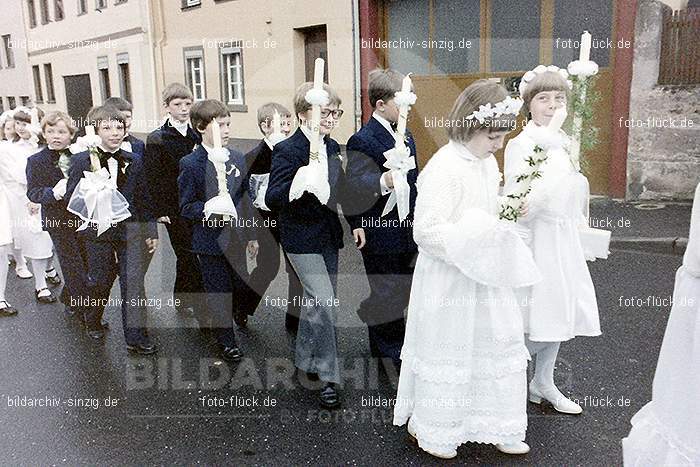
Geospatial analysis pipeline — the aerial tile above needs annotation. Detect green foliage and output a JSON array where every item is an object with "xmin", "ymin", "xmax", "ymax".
[{"xmin": 568, "ymin": 75, "xmax": 601, "ymax": 175}]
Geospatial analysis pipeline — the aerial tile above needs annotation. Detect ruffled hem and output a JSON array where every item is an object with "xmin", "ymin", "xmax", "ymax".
[
  {"xmin": 394, "ymin": 414, "xmax": 526, "ymax": 448},
  {"xmin": 400, "ymin": 346, "xmax": 530, "ymax": 384},
  {"xmin": 623, "ymin": 404, "xmax": 698, "ymax": 466}
]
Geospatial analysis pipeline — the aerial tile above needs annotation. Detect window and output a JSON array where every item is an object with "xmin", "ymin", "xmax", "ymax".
[
  {"xmin": 2, "ymin": 36, "xmax": 14, "ymax": 69},
  {"xmin": 44, "ymin": 63, "xmax": 55, "ymax": 103},
  {"xmin": 54, "ymin": 0, "xmax": 64, "ymax": 20},
  {"xmin": 20, "ymin": 96, "xmax": 31, "ymax": 106},
  {"xmin": 115, "ymin": 0, "xmax": 128, "ymax": 4},
  {"xmin": 96, "ymin": 0, "xmax": 107, "ymax": 9},
  {"xmin": 490, "ymin": 0, "xmax": 540, "ymax": 72},
  {"xmin": 117, "ymin": 53, "xmax": 131, "ymax": 102},
  {"xmin": 220, "ymin": 45, "xmax": 245, "ymax": 107},
  {"xmin": 78, "ymin": 0, "xmax": 87, "ymax": 14},
  {"xmin": 27, "ymin": 0, "xmax": 37, "ymax": 27},
  {"xmin": 33, "ymin": 65, "xmax": 43, "ymax": 103},
  {"xmin": 98, "ymin": 56, "xmax": 110, "ymax": 100},
  {"xmin": 552, "ymin": 0, "xmax": 613, "ymax": 67},
  {"xmin": 184, "ymin": 48, "xmax": 206, "ymax": 100},
  {"xmin": 182, "ymin": 0, "xmax": 201, "ymax": 8},
  {"xmin": 40, "ymin": 0, "xmax": 50, "ymax": 24},
  {"xmin": 7, "ymin": 97, "xmax": 16, "ymax": 110},
  {"xmin": 0, "ymin": 99, "xmax": 4, "ymax": 113}
]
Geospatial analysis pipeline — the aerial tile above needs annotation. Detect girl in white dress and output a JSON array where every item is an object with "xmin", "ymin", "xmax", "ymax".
[
  {"xmin": 393, "ymin": 80, "xmax": 541, "ymax": 459},
  {"xmin": 622, "ymin": 181, "xmax": 700, "ymax": 466},
  {"xmin": 504, "ymin": 67, "xmax": 600, "ymax": 415},
  {"xmin": 0, "ymin": 109, "xmax": 59, "ymax": 303},
  {"xmin": 0, "ymin": 181, "xmax": 18, "ymax": 316}
]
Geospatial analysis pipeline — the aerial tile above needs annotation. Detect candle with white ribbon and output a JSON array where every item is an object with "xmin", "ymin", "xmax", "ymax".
[
  {"xmin": 579, "ymin": 31, "xmax": 592, "ymax": 62},
  {"xmin": 272, "ymin": 109, "xmax": 281, "ymax": 135},
  {"xmin": 86, "ymin": 125, "xmax": 101, "ymax": 172},
  {"xmin": 309, "ymin": 58, "xmax": 325, "ymax": 161},
  {"xmin": 394, "ymin": 74, "xmax": 412, "ymax": 145},
  {"xmin": 212, "ymin": 119, "xmax": 222, "ymax": 149}
]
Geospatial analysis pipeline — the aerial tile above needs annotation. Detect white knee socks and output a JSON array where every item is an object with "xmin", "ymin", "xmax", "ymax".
[
  {"xmin": 533, "ymin": 342, "xmax": 561, "ymax": 389},
  {"xmin": 32, "ymin": 258, "xmax": 49, "ymax": 292},
  {"xmin": 0, "ymin": 245, "xmax": 8, "ymax": 302}
]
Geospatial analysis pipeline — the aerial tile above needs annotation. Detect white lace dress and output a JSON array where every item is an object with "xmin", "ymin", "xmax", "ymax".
[
  {"xmin": 0, "ymin": 139, "xmax": 54, "ymax": 258},
  {"xmin": 504, "ymin": 121, "xmax": 600, "ymax": 342},
  {"xmin": 393, "ymin": 140, "xmax": 542, "ymax": 454},
  {"xmin": 622, "ymin": 182, "xmax": 700, "ymax": 466}
]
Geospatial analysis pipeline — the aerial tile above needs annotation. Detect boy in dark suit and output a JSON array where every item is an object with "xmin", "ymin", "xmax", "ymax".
[
  {"xmin": 178, "ymin": 99, "xmax": 257, "ymax": 362},
  {"xmin": 345, "ymin": 69, "xmax": 419, "ymax": 367},
  {"xmin": 66, "ymin": 106, "xmax": 159, "ymax": 354},
  {"xmin": 144, "ymin": 84, "xmax": 203, "ymax": 315},
  {"xmin": 103, "ymin": 97, "xmax": 145, "ymax": 157},
  {"xmin": 238, "ymin": 103, "xmax": 303, "ymax": 331},
  {"xmin": 26, "ymin": 111, "xmax": 91, "ymax": 321}
]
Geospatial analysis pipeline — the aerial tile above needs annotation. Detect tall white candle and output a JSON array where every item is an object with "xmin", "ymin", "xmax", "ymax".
[
  {"xmin": 212, "ymin": 119, "xmax": 222, "ymax": 149},
  {"xmin": 395, "ymin": 74, "xmax": 412, "ymax": 142},
  {"xmin": 309, "ymin": 57, "xmax": 325, "ymax": 160},
  {"xmin": 548, "ymin": 105, "xmax": 567, "ymax": 131},
  {"xmin": 579, "ymin": 31, "xmax": 592, "ymax": 62},
  {"xmin": 272, "ymin": 109, "xmax": 281, "ymax": 135}
]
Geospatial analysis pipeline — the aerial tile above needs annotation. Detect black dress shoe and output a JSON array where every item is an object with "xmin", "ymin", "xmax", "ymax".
[
  {"xmin": 319, "ymin": 383, "xmax": 340, "ymax": 409},
  {"xmin": 126, "ymin": 343, "xmax": 158, "ymax": 355},
  {"xmin": 35, "ymin": 288, "xmax": 57, "ymax": 304},
  {"xmin": 87, "ymin": 329, "xmax": 105, "ymax": 340},
  {"xmin": 220, "ymin": 346, "xmax": 242, "ymax": 362},
  {"xmin": 45, "ymin": 269, "xmax": 62, "ymax": 287}
]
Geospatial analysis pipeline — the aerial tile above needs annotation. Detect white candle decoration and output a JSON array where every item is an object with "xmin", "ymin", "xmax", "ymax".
[
  {"xmin": 212, "ymin": 119, "xmax": 222, "ymax": 149},
  {"xmin": 309, "ymin": 57, "xmax": 325, "ymax": 160},
  {"xmin": 548, "ymin": 105, "xmax": 568, "ymax": 132},
  {"xmin": 272, "ymin": 109, "xmax": 281, "ymax": 135},
  {"xmin": 395, "ymin": 74, "xmax": 412, "ymax": 142},
  {"xmin": 579, "ymin": 31, "xmax": 592, "ymax": 62}
]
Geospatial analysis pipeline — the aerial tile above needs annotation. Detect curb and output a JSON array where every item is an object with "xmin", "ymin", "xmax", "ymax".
[{"xmin": 610, "ymin": 237, "xmax": 688, "ymax": 256}]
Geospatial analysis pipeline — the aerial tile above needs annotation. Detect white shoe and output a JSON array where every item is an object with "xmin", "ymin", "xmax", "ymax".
[
  {"xmin": 407, "ymin": 425, "xmax": 458, "ymax": 459},
  {"xmin": 529, "ymin": 381, "xmax": 583, "ymax": 414},
  {"xmin": 15, "ymin": 266, "xmax": 33, "ymax": 279},
  {"xmin": 496, "ymin": 441, "xmax": 530, "ymax": 455}
]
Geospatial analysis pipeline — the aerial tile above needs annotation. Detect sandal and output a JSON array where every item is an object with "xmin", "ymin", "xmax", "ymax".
[
  {"xmin": 35, "ymin": 288, "xmax": 57, "ymax": 304},
  {"xmin": 0, "ymin": 300, "xmax": 18, "ymax": 316},
  {"xmin": 45, "ymin": 268, "xmax": 62, "ymax": 286}
]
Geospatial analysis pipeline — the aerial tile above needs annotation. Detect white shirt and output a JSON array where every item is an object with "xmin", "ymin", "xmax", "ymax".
[
  {"xmin": 372, "ymin": 112, "xmax": 396, "ymax": 195},
  {"xmin": 170, "ymin": 117, "xmax": 190, "ymax": 137}
]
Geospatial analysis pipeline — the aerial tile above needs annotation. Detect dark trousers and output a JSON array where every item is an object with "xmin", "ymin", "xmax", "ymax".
[
  {"xmin": 49, "ymin": 228, "xmax": 88, "ymax": 313},
  {"xmin": 197, "ymin": 253, "xmax": 248, "ymax": 348},
  {"xmin": 237, "ymin": 214, "xmax": 303, "ymax": 334},
  {"xmin": 164, "ymin": 216, "xmax": 204, "ymax": 309},
  {"xmin": 85, "ymin": 234, "xmax": 153, "ymax": 345},
  {"xmin": 357, "ymin": 251, "xmax": 415, "ymax": 364}
]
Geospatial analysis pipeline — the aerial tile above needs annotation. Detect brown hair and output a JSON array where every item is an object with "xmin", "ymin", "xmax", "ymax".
[
  {"xmin": 41, "ymin": 111, "xmax": 77, "ymax": 136},
  {"xmin": 13, "ymin": 107, "xmax": 44, "ymax": 124},
  {"xmin": 103, "ymin": 96, "xmax": 133, "ymax": 113},
  {"xmin": 162, "ymin": 82, "xmax": 194, "ymax": 105},
  {"xmin": 368, "ymin": 68, "xmax": 405, "ymax": 108},
  {"xmin": 520, "ymin": 71, "xmax": 570, "ymax": 116},
  {"xmin": 446, "ymin": 80, "xmax": 516, "ymax": 143},
  {"xmin": 190, "ymin": 100, "xmax": 229, "ymax": 133},
  {"xmin": 293, "ymin": 82, "xmax": 342, "ymax": 118},
  {"xmin": 87, "ymin": 106, "xmax": 126, "ymax": 129},
  {"xmin": 0, "ymin": 116, "xmax": 17, "ymax": 142},
  {"xmin": 256, "ymin": 102, "xmax": 292, "ymax": 134}
]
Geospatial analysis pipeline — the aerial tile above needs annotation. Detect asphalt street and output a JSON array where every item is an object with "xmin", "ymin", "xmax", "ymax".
[{"xmin": 0, "ymin": 223, "xmax": 683, "ymax": 466}]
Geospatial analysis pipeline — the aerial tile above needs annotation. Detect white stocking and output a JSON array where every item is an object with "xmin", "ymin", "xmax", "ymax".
[
  {"xmin": 31, "ymin": 258, "xmax": 49, "ymax": 292},
  {"xmin": 0, "ymin": 245, "xmax": 8, "ymax": 302},
  {"xmin": 533, "ymin": 342, "xmax": 561, "ymax": 390},
  {"xmin": 12, "ymin": 247, "xmax": 27, "ymax": 270}
]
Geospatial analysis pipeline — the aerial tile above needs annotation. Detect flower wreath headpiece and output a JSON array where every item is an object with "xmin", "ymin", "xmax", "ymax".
[
  {"xmin": 466, "ymin": 95, "xmax": 524, "ymax": 124},
  {"xmin": 518, "ymin": 65, "xmax": 573, "ymax": 98}
]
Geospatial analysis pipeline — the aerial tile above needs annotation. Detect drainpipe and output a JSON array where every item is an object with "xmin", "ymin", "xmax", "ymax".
[{"xmin": 352, "ymin": 0, "xmax": 362, "ymax": 132}]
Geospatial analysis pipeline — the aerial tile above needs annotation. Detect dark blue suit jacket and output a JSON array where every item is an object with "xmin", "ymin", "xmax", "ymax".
[
  {"xmin": 345, "ymin": 117, "xmax": 418, "ymax": 254},
  {"xmin": 265, "ymin": 127, "xmax": 346, "ymax": 255},
  {"xmin": 26, "ymin": 147, "xmax": 77, "ymax": 233},
  {"xmin": 145, "ymin": 120, "xmax": 201, "ymax": 218},
  {"xmin": 65, "ymin": 149, "xmax": 158, "ymax": 242},
  {"xmin": 125, "ymin": 134, "xmax": 145, "ymax": 158},
  {"xmin": 178, "ymin": 145, "xmax": 256, "ymax": 256}
]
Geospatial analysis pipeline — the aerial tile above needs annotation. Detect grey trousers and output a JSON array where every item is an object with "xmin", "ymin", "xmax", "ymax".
[{"xmin": 286, "ymin": 248, "xmax": 340, "ymax": 384}]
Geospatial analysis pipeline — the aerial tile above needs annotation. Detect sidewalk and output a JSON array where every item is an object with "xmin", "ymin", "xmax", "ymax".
[{"xmin": 590, "ymin": 197, "xmax": 692, "ymax": 255}]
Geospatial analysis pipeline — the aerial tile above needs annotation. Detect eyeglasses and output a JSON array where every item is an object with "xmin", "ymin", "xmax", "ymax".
[{"xmin": 320, "ymin": 109, "xmax": 344, "ymax": 119}]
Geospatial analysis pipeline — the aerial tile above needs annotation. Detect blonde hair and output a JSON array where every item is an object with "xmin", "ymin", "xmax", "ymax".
[
  {"xmin": 521, "ymin": 71, "xmax": 570, "ymax": 116},
  {"xmin": 293, "ymin": 82, "xmax": 342, "ymax": 118},
  {"xmin": 368, "ymin": 68, "xmax": 405, "ymax": 108},
  {"xmin": 41, "ymin": 111, "xmax": 77, "ymax": 136},
  {"xmin": 446, "ymin": 80, "xmax": 516, "ymax": 143},
  {"xmin": 257, "ymin": 102, "xmax": 291, "ymax": 134},
  {"xmin": 162, "ymin": 82, "xmax": 193, "ymax": 105}
]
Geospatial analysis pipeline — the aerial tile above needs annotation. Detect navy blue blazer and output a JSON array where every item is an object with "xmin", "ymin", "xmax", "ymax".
[
  {"xmin": 65, "ymin": 149, "xmax": 158, "ymax": 242},
  {"xmin": 178, "ymin": 145, "xmax": 256, "ymax": 256},
  {"xmin": 125, "ymin": 134, "xmax": 145, "ymax": 158},
  {"xmin": 345, "ymin": 116, "xmax": 418, "ymax": 254},
  {"xmin": 265, "ymin": 127, "xmax": 346, "ymax": 255},
  {"xmin": 26, "ymin": 147, "xmax": 78, "ymax": 233},
  {"xmin": 145, "ymin": 120, "xmax": 201, "ymax": 218}
]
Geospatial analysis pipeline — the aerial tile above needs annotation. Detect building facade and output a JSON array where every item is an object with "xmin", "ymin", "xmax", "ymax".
[
  {"xmin": 22, "ymin": 0, "xmax": 160, "ymax": 133},
  {"xmin": 0, "ymin": 1, "xmax": 34, "ymax": 112}
]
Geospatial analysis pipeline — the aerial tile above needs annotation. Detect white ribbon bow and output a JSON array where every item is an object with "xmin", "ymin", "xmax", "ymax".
[
  {"xmin": 381, "ymin": 145, "xmax": 415, "ymax": 221},
  {"xmin": 68, "ymin": 169, "xmax": 131, "ymax": 236}
]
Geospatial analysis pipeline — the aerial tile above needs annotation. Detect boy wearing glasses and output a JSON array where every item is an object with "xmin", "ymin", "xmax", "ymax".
[{"xmin": 345, "ymin": 69, "xmax": 419, "ymax": 369}]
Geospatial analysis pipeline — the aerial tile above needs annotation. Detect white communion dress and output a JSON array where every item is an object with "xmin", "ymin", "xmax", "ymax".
[
  {"xmin": 622, "ymin": 181, "xmax": 700, "ymax": 466},
  {"xmin": 504, "ymin": 121, "xmax": 600, "ymax": 342},
  {"xmin": 0, "ymin": 139, "xmax": 54, "ymax": 259},
  {"xmin": 393, "ymin": 140, "xmax": 542, "ymax": 455}
]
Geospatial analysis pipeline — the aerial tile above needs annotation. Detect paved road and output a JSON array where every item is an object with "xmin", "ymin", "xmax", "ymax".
[{"xmin": 0, "ymin": 224, "xmax": 682, "ymax": 465}]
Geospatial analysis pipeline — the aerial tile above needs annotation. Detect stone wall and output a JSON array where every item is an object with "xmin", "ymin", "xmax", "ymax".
[{"xmin": 626, "ymin": 0, "xmax": 700, "ymax": 200}]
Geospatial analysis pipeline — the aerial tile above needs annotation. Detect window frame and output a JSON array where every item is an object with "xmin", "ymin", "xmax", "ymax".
[
  {"xmin": 44, "ymin": 63, "xmax": 56, "ymax": 103},
  {"xmin": 32, "ymin": 65, "xmax": 44, "ymax": 103},
  {"xmin": 219, "ymin": 44, "xmax": 247, "ymax": 112},
  {"xmin": 183, "ymin": 46, "xmax": 206, "ymax": 101},
  {"xmin": 117, "ymin": 52, "xmax": 131, "ymax": 102}
]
